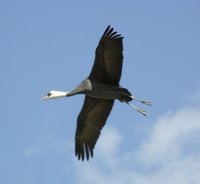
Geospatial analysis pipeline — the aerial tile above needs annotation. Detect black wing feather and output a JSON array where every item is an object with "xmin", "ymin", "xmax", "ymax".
[
  {"xmin": 88, "ymin": 25, "xmax": 123, "ymax": 85},
  {"xmin": 75, "ymin": 26, "xmax": 123, "ymax": 161},
  {"xmin": 75, "ymin": 96, "xmax": 114, "ymax": 161}
]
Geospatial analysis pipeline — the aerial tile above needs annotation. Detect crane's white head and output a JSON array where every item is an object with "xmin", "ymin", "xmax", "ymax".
[{"xmin": 41, "ymin": 91, "xmax": 68, "ymax": 101}]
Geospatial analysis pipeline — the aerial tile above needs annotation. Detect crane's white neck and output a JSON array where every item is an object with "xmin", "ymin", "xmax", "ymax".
[
  {"xmin": 41, "ymin": 90, "xmax": 68, "ymax": 100},
  {"xmin": 50, "ymin": 91, "xmax": 68, "ymax": 98}
]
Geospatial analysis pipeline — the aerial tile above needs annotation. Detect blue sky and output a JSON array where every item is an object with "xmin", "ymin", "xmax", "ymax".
[{"xmin": 1, "ymin": 0, "xmax": 200, "ymax": 183}]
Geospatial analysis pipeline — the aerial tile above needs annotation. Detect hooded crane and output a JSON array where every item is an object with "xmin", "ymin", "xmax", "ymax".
[{"xmin": 41, "ymin": 25, "xmax": 151, "ymax": 161}]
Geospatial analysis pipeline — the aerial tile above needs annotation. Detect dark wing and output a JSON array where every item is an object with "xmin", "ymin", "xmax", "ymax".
[
  {"xmin": 88, "ymin": 25, "xmax": 123, "ymax": 85},
  {"xmin": 75, "ymin": 96, "xmax": 114, "ymax": 161}
]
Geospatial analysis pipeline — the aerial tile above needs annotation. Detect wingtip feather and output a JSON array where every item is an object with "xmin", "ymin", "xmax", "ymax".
[{"xmin": 101, "ymin": 25, "xmax": 123, "ymax": 41}]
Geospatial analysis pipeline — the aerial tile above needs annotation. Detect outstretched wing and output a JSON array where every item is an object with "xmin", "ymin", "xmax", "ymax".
[
  {"xmin": 75, "ymin": 96, "xmax": 114, "ymax": 161},
  {"xmin": 88, "ymin": 25, "xmax": 123, "ymax": 85}
]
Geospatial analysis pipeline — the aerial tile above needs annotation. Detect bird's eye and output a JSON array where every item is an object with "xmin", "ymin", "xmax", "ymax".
[{"xmin": 47, "ymin": 92, "xmax": 51, "ymax": 96}]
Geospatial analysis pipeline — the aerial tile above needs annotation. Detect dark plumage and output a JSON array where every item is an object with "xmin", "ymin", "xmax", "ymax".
[
  {"xmin": 75, "ymin": 26, "xmax": 125, "ymax": 160},
  {"xmin": 41, "ymin": 25, "xmax": 151, "ymax": 161}
]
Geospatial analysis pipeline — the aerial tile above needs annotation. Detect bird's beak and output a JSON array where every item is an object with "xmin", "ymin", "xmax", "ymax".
[{"xmin": 40, "ymin": 96, "xmax": 48, "ymax": 101}]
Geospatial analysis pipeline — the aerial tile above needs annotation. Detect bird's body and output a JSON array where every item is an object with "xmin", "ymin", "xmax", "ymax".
[
  {"xmin": 67, "ymin": 79, "xmax": 132, "ymax": 101},
  {"xmin": 42, "ymin": 26, "xmax": 151, "ymax": 161}
]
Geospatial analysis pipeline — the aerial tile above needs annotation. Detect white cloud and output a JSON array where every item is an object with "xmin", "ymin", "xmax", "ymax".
[
  {"xmin": 138, "ymin": 107, "xmax": 200, "ymax": 164},
  {"xmin": 192, "ymin": 91, "xmax": 200, "ymax": 100},
  {"xmin": 74, "ymin": 106, "xmax": 200, "ymax": 184},
  {"xmin": 97, "ymin": 126, "xmax": 122, "ymax": 157},
  {"xmin": 184, "ymin": 89, "xmax": 200, "ymax": 101},
  {"xmin": 94, "ymin": 126, "xmax": 123, "ymax": 166}
]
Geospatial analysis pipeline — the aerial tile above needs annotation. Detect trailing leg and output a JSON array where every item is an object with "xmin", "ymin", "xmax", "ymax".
[
  {"xmin": 119, "ymin": 90, "xmax": 151, "ymax": 116},
  {"xmin": 125, "ymin": 101, "xmax": 148, "ymax": 116},
  {"xmin": 130, "ymin": 96, "xmax": 152, "ymax": 106}
]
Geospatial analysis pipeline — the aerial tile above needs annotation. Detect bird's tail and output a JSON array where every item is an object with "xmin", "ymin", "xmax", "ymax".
[
  {"xmin": 118, "ymin": 88, "xmax": 152, "ymax": 116},
  {"xmin": 118, "ymin": 87, "xmax": 133, "ymax": 102}
]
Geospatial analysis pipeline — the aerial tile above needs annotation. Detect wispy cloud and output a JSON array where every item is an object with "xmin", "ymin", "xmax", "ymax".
[
  {"xmin": 184, "ymin": 88, "xmax": 200, "ymax": 101},
  {"xmin": 74, "ymin": 105, "xmax": 200, "ymax": 184},
  {"xmin": 138, "ymin": 107, "xmax": 200, "ymax": 164}
]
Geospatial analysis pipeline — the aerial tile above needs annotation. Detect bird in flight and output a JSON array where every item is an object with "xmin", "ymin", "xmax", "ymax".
[{"xmin": 41, "ymin": 25, "xmax": 151, "ymax": 161}]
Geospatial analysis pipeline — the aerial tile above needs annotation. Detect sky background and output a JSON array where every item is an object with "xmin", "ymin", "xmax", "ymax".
[{"xmin": 1, "ymin": 0, "xmax": 200, "ymax": 183}]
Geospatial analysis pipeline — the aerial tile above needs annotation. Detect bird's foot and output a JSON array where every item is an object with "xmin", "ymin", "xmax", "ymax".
[
  {"xmin": 125, "ymin": 102, "xmax": 148, "ymax": 116},
  {"xmin": 130, "ymin": 96, "xmax": 152, "ymax": 106}
]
